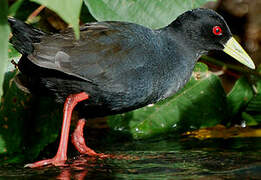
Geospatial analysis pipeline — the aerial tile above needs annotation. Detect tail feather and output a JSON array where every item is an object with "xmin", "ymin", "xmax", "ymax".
[{"xmin": 8, "ymin": 17, "xmax": 45, "ymax": 55}]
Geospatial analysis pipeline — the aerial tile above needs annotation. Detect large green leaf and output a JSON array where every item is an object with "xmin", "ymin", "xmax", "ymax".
[
  {"xmin": 240, "ymin": 77, "xmax": 261, "ymax": 126},
  {"xmin": 108, "ymin": 63, "xmax": 227, "ymax": 139},
  {"xmin": 245, "ymin": 94, "xmax": 261, "ymax": 113},
  {"xmin": 84, "ymin": 0, "xmax": 215, "ymax": 29},
  {"xmin": 31, "ymin": 0, "xmax": 82, "ymax": 39},
  {"xmin": 242, "ymin": 94, "xmax": 261, "ymax": 126},
  {"xmin": 0, "ymin": 0, "xmax": 10, "ymax": 97},
  {"xmin": 227, "ymin": 77, "xmax": 254, "ymax": 116}
]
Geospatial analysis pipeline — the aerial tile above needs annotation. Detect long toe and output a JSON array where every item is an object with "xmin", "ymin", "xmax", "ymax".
[
  {"xmin": 94, "ymin": 153, "xmax": 110, "ymax": 159},
  {"xmin": 24, "ymin": 158, "xmax": 67, "ymax": 168}
]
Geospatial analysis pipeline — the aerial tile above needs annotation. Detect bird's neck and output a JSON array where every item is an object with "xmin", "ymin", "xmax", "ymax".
[
  {"xmin": 159, "ymin": 25, "xmax": 207, "ymax": 56},
  {"xmin": 157, "ymin": 26, "xmax": 205, "ymax": 69},
  {"xmin": 154, "ymin": 27, "xmax": 206, "ymax": 100}
]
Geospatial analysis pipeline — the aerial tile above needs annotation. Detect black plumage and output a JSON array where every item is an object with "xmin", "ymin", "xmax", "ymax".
[
  {"xmin": 8, "ymin": 8, "xmax": 254, "ymax": 168},
  {"xmin": 10, "ymin": 9, "xmax": 231, "ymax": 117}
]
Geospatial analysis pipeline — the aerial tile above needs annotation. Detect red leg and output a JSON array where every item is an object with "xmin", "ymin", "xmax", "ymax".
[
  {"xmin": 71, "ymin": 119, "xmax": 108, "ymax": 158},
  {"xmin": 71, "ymin": 119, "xmax": 97, "ymax": 156},
  {"xmin": 25, "ymin": 92, "xmax": 89, "ymax": 168}
]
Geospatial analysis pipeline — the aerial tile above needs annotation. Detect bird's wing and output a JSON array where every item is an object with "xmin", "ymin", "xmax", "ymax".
[{"xmin": 27, "ymin": 22, "xmax": 150, "ymax": 83}]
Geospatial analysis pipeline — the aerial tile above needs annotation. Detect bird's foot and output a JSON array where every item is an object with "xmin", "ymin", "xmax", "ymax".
[
  {"xmin": 94, "ymin": 153, "xmax": 110, "ymax": 159},
  {"xmin": 25, "ymin": 93, "xmax": 90, "ymax": 168},
  {"xmin": 24, "ymin": 156, "xmax": 67, "ymax": 168},
  {"xmin": 82, "ymin": 152, "xmax": 110, "ymax": 159},
  {"xmin": 71, "ymin": 119, "xmax": 110, "ymax": 159}
]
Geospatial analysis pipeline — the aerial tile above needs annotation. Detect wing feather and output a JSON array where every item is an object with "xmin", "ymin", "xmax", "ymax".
[{"xmin": 28, "ymin": 22, "xmax": 158, "ymax": 86}]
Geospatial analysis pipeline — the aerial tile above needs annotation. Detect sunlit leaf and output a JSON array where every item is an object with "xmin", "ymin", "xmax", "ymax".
[
  {"xmin": 185, "ymin": 125, "xmax": 261, "ymax": 139},
  {"xmin": 84, "ymin": 0, "xmax": 215, "ymax": 29}
]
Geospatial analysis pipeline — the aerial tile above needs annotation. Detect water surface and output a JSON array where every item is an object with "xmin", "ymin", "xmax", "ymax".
[{"xmin": 0, "ymin": 134, "xmax": 261, "ymax": 179}]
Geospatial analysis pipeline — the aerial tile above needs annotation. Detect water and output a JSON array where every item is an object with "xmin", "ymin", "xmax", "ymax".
[{"xmin": 0, "ymin": 135, "xmax": 261, "ymax": 179}]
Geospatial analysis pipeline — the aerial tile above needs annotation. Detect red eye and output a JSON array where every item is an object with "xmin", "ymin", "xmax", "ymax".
[{"xmin": 213, "ymin": 26, "xmax": 222, "ymax": 36}]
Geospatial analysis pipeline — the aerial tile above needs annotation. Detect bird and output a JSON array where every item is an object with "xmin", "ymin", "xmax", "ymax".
[{"xmin": 8, "ymin": 8, "xmax": 255, "ymax": 168}]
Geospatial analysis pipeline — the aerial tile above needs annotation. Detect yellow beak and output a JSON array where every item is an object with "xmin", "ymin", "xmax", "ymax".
[{"xmin": 223, "ymin": 37, "xmax": 255, "ymax": 69}]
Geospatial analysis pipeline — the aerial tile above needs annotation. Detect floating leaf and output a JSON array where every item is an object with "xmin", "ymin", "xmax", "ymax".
[{"xmin": 84, "ymin": 0, "xmax": 215, "ymax": 29}]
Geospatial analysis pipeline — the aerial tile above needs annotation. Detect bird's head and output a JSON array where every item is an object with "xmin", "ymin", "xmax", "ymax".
[{"xmin": 170, "ymin": 8, "xmax": 255, "ymax": 69}]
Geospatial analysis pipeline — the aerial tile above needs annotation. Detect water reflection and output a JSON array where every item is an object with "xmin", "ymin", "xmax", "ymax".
[{"xmin": 0, "ymin": 138, "xmax": 261, "ymax": 179}]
